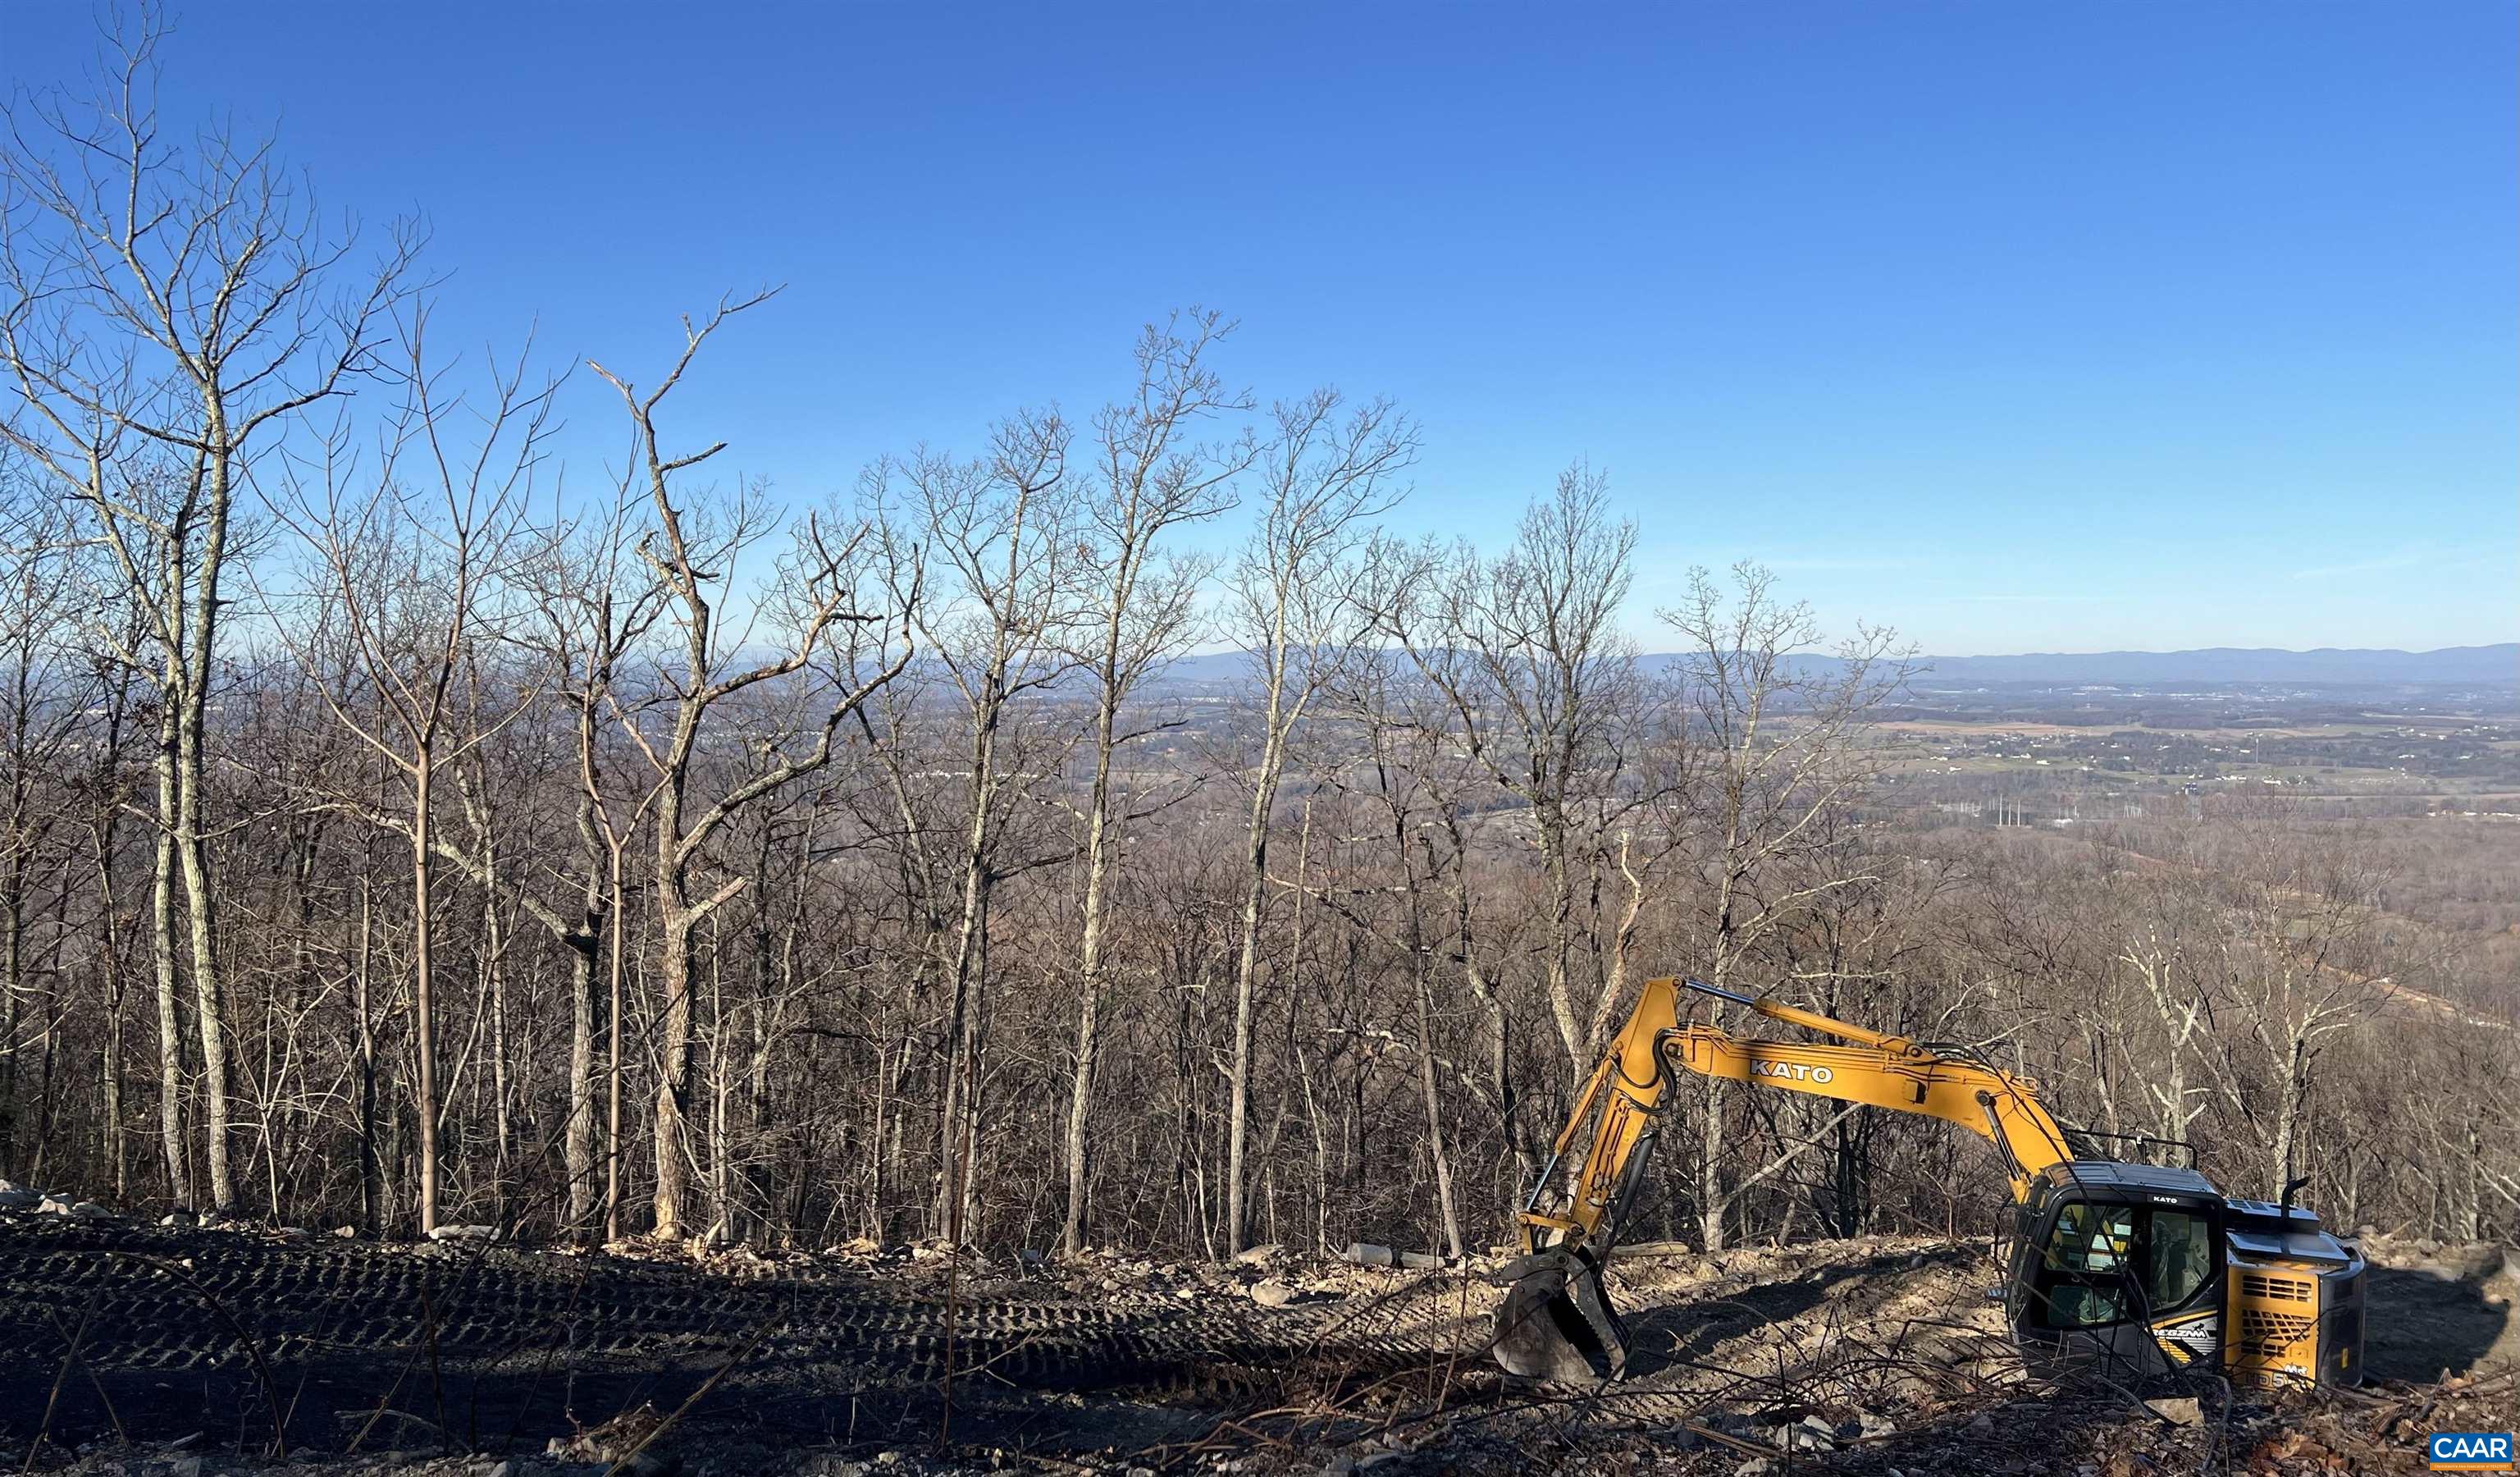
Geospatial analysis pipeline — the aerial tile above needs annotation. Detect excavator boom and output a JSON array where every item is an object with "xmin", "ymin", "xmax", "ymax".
[
  {"xmin": 1495, "ymin": 974, "xmax": 2365, "ymax": 1391},
  {"xmin": 1514, "ymin": 977, "xmax": 2070, "ymax": 1264}
]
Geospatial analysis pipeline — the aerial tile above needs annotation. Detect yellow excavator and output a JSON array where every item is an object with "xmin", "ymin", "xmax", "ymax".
[{"xmin": 1494, "ymin": 976, "xmax": 2366, "ymax": 1390}]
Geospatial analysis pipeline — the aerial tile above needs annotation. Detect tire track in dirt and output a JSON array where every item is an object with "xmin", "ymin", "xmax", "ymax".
[{"xmin": 0, "ymin": 1217, "xmax": 1469, "ymax": 1452}]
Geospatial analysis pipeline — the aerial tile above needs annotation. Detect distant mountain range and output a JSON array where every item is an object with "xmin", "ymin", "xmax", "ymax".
[
  {"xmin": 1158, "ymin": 644, "xmax": 2518, "ymax": 689},
  {"xmin": 1896, "ymin": 644, "xmax": 2517, "ymax": 687}
]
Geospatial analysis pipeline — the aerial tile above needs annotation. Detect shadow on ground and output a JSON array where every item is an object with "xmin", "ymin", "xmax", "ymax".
[
  {"xmin": 1616, "ymin": 1244, "xmax": 1988, "ymax": 1383},
  {"xmin": 2361, "ymin": 1264, "xmax": 2513, "ymax": 1383},
  {"xmin": 0, "ymin": 1218, "xmax": 1449, "ymax": 1466}
]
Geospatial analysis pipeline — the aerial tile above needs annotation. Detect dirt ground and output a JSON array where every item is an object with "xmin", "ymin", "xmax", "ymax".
[{"xmin": 3, "ymin": 1208, "xmax": 2515, "ymax": 1477}]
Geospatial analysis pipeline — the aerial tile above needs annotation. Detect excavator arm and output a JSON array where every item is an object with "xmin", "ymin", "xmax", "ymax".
[
  {"xmin": 1521, "ymin": 976, "xmax": 2076, "ymax": 1260},
  {"xmin": 1495, "ymin": 974, "xmax": 2079, "ymax": 1380}
]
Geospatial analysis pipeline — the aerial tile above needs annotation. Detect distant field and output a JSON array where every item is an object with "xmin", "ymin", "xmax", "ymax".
[{"xmin": 1882, "ymin": 719, "xmax": 2467, "ymax": 739}]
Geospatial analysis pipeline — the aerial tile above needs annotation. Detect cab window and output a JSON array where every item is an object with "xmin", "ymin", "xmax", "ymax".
[
  {"xmin": 2143, "ymin": 1209, "xmax": 2213, "ymax": 1309},
  {"xmin": 2031, "ymin": 1200, "xmax": 2216, "ymax": 1329},
  {"xmin": 2038, "ymin": 1202, "xmax": 2134, "ymax": 1328}
]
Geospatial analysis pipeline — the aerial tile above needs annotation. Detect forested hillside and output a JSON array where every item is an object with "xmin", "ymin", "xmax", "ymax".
[{"xmin": 1, "ymin": 17, "xmax": 2510, "ymax": 1270}]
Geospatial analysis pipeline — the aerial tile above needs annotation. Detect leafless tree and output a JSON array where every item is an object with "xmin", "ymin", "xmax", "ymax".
[
  {"xmin": 1059, "ymin": 312, "xmax": 1249, "ymax": 1256},
  {"xmin": 2198, "ymin": 809, "xmax": 2409, "ymax": 1198},
  {"xmin": 0, "ymin": 474, "xmax": 93, "ymax": 1174},
  {"xmin": 0, "ymin": 7, "xmax": 416, "ymax": 1209},
  {"xmin": 1658, "ymin": 561, "xmax": 1910, "ymax": 1249},
  {"xmin": 1383, "ymin": 467, "xmax": 1644, "ymax": 1089},
  {"xmin": 519, "ymin": 492, "xmax": 668, "ymax": 1240},
  {"xmin": 590, "ymin": 292, "xmax": 915, "ymax": 1241},
  {"xmin": 258, "ymin": 307, "xmax": 553, "ymax": 1231},
  {"xmin": 874, "ymin": 409, "xmax": 1080, "ymax": 1243},
  {"xmin": 1217, "ymin": 390, "xmax": 1412, "ymax": 1255}
]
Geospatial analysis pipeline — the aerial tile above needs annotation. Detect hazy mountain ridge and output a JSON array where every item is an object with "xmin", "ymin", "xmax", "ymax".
[
  {"xmin": 1157, "ymin": 644, "xmax": 2518, "ymax": 689},
  {"xmin": 1900, "ymin": 643, "xmax": 2517, "ymax": 686}
]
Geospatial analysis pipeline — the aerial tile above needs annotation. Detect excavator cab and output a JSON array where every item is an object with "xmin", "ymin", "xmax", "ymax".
[
  {"xmin": 2002, "ymin": 1161, "xmax": 2230, "ymax": 1380},
  {"xmin": 2002, "ymin": 1159, "xmax": 2367, "ymax": 1387}
]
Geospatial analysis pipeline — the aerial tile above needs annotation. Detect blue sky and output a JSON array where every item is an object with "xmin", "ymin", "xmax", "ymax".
[{"xmin": 11, "ymin": 2, "xmax": 2513, "ymax": 655}]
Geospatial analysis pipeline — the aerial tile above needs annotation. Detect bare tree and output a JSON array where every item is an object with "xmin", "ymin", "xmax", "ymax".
[
  {"xmin": 2199, "ymin": 810, "xmax": 2407, "ymax": 1199},
  {"xmin": 0, "ymin": 475, "xmax": 93, "ymax": 1175},
  {"xmin": 1059, "ymin": 312, "xmax": 1249, "ymax": 1256},
  {"xmin": 1383, "ymin": 466, "xmax": 1643, "ymax": 1086},
  {"xmin": 0, "ymin": 9, "xmax": 415, "ymax": 1209},
  {"xmin": 1657, "ymin": 561, "xmax": 1908, "ymax": 1249},
  {"xmin": 590, "ymin": 293, "xmax": 912, "ymax": 1241},
  {"xmin": 1311, "ymin": 650, "xmax": 1471, "ymax": 1255},
  {"xmin": 874, "ymin": 409, "xmax": 1080, "ymax": 1243},
  {"xmin": 2120, "ymin": 921, "xmax": 2212, "ymax": 1157},
  {"xmin": 1217, "ymin": 390, "xmax": 1413, "ymax": 1255},
  {"xmin": 260, "ymin": 308, "xmax": 552, "ymax": 1231},
  {"xmin": 520, "ymin": 493, "xmax": 667, "ymax": 1240}
]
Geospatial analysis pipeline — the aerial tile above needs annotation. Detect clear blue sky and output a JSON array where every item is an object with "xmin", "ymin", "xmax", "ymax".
[{"xmin": 12, "ymin": 2, "xmax": 2513, "ymax": 656}]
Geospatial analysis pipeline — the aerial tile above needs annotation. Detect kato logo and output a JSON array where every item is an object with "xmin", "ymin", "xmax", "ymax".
[
  {"xmin": 1752, "ymin": 1060, "xmax": 1833, "ymax": 1085},
  {"xmin": 2429, "ymin": 1433, "xmax": 2515, "ymax": 1470}
]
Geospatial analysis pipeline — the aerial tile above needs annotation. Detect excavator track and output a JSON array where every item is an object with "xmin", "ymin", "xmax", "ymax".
[{"xmin": 0, "ymin": 1218, "xmax": 1474, "ymax": 1452}]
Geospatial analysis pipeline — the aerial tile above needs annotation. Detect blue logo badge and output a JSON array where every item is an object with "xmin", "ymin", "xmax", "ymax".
[{"xmin": 2430, "ymin": 1433, "xmax": 2516, "ymax": 1470}]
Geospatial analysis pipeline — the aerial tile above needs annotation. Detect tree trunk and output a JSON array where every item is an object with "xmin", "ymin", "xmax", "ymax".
[
  {"xmin": 564, "ymin": 913, "xmax": 600, "ymax": 1237},
  {"xmin": 150, "ymin": 707, "xmax": 188, "ymax": 1208},
  {"xmin": 1415, "ymin": 968, "xmax": 1463, "ymax": 1259},
  {"xmin": 605, "ymin": 839, "xmax": 628, "ymax": 1242},
  {"xmin": 1538, "ymin": 812, "xmax": 1585, "ymax": 1074},
  {"xmin": 0, "ymin": 851, "xmax": 21, "ymax": 1173},
  {"xmin": 2268, "ymin": 1030, "xmax": 2307, "ymax": 1202},
  {"xmin": 410, "ymin": 757, "xmax": 441, "ymax": 1233},
  {"xmin": 1061, "ymin": 719, "xmax": 1117, "ymax": 1256},
  {"xmin": 935, "ymin": 709, "xmax": 999, "ymax": 1239},
  {"xmin": 179, "ymin": 441, "xmax": 235, "ymax": 1215},
  {"xmin": 355, "ymin": 880, "xmax": 382, "ymax": 1234},
  {"xmin": 1061, "ymin": 866, "xmax": 1106, "ymax": 1256},
  {"xmin": 651, "ymin": 897, "xmax": 696, "ymax": 1238},
  {"xmin": 1224, "ymin": 720, "xmax": 1287, "ymax": 1257}
]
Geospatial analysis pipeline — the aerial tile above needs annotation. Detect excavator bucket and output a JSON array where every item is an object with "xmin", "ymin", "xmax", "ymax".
[{"xmin": 1491, "ymin": 1248, "xmax": 1630, "ymax": 1382}]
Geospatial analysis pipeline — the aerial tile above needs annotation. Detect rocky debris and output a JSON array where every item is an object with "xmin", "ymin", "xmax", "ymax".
[
  {"xmin": 2355, "ymin": 1229, "xmax": 2518, "ymax": 1282},
  {"xmin": 1341, "ymin": 1242, "xmax": 1444, "ymax": 1270},
  {"xmin": 1249, "ymin": 1278, "xmax": 1299, "ymax": 1308},
  {"xmin": 547, "ymin": 1403, "xmax": 680, "ymax": 1475},
  {"xmin": 2143, "ymin": 1395, "xmax": 2202, "ymax": 1426},
  {"xmin": 1770, "ymin": 1413, "xmax": 1837, "ymax": 1452},
  {"xmin": 2428, "ymin": 1240, "xmax": 2511, "ymax": 1282}
]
